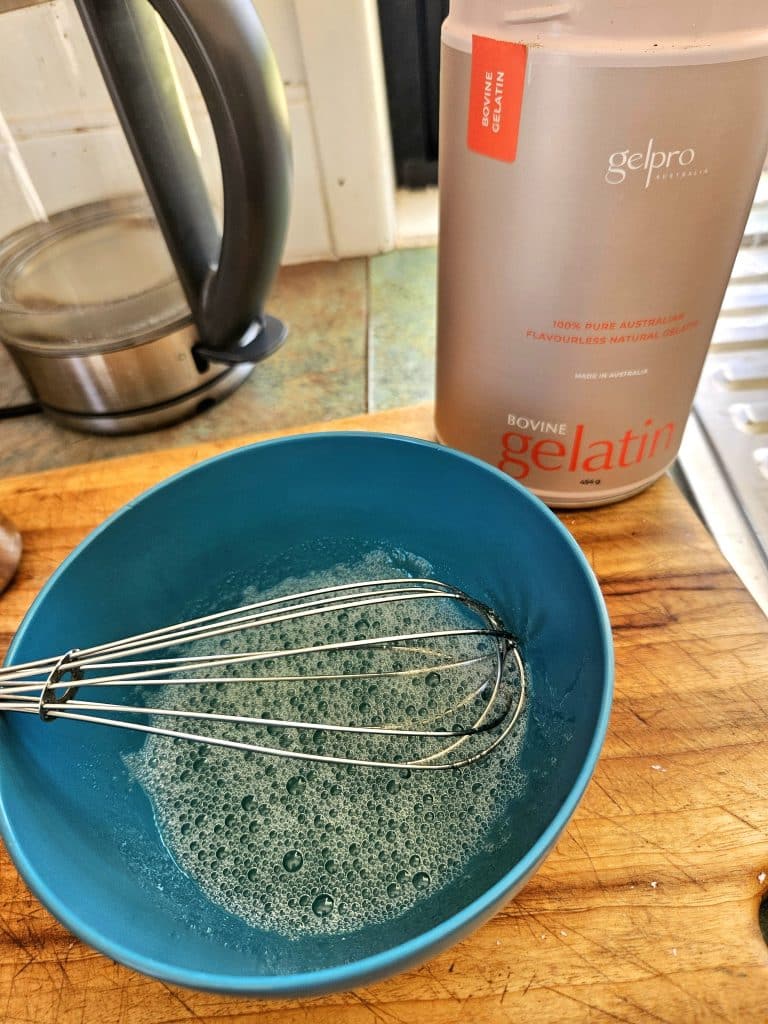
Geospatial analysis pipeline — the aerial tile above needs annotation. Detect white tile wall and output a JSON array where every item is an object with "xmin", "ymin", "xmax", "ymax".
[
  {"xmin": 294, "ymin": 0, "xmax": 396, "ymax": 258},
  {"xmin": 0, "ymin": 0, "xmax": 374, "ymax": 262},
  {"xmin": 0, "ymin": 2, "xmax": 112, "ymax": 132}
]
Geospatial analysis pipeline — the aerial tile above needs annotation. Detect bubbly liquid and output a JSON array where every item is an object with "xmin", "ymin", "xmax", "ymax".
[{"xmin": 127, "ymin": 550, "xmax": 527, "ymax": 939}]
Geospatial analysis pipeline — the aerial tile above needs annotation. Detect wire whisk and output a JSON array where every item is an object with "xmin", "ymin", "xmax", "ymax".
[{"xmin": 0, "ymin": 578, "xmax": 526, "ymax": 769}]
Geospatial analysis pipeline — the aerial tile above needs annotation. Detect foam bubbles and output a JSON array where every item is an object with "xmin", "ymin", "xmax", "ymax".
[{"xmin": 127, "ymin": 549, "xmax": 527, "ymax": 939}]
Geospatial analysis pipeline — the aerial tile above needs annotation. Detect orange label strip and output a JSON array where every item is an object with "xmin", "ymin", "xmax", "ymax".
[{"xmin": 467, "ymin": 36, "xmax": 528, "ymax": 163}]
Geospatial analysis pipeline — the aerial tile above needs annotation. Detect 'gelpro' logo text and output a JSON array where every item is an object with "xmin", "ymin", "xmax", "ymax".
[{"xmin": 605, "ymin": 139, "xmax": 706, "ymax": 189}]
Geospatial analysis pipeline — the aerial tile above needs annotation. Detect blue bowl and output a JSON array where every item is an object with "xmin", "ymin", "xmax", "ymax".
[{"xmin": 0, "ymin": 433, "xmax": 612, "ymax": 996}]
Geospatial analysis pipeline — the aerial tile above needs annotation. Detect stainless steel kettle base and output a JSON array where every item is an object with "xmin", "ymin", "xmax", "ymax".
[{"xmin": 37, "ymin": 362, "xmax": 255, "ymax": 436}]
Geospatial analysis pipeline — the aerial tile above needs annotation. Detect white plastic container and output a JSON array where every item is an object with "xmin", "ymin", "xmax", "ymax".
[{"xmin": 435, "ymin": 0, "xmax": 768, "ymax": 506}]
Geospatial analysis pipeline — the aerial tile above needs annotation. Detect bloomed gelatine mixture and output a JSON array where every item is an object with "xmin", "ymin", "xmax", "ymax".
[{"xmin": 128, "ymin": 550, "xmax": 527, "ymax": 939}]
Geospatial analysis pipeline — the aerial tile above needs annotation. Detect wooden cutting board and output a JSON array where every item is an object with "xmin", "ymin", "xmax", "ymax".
[{"xmin": 0, "ymin": 403, "xmax": 766, "ymax": 1023}]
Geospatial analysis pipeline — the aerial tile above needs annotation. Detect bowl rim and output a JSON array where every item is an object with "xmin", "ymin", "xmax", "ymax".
[{"xmin": 0, "ymin": 430, "xmax": 614, "ymax": 995}]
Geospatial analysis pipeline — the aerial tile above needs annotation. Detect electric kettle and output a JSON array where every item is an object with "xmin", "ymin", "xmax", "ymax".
[{"xmin": 0, "ymin": 0, "xmax": 291, "ymax": 434}]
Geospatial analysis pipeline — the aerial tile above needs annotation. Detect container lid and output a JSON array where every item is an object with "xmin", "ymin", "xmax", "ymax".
[
  {"xmin": 443, "ymin": 0, "xmax": 768, "ymax": 63},
  {"xmin": 0, "ymin": 196, "xmax": 193, "ymax": 355}
]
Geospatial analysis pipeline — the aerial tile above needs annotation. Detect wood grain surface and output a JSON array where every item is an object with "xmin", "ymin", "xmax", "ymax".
[{"xmin": 0, "ymin": 403, "xmax": 766, "ymax": 1023}]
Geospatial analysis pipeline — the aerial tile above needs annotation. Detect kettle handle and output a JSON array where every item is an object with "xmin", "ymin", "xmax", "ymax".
[{"xmin": 74, "ymin": 0, "xmax": 292, "ymax": 363}]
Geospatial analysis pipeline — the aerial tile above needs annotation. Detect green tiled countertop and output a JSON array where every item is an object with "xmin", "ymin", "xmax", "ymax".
[{"xmin": 0, "ymin": 248, "xmax": 437, "ymax": 477}]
